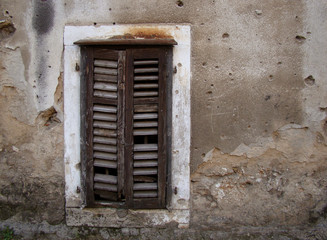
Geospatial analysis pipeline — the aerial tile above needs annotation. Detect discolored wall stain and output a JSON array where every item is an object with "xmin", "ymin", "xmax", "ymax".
[{"xmin": 32, "ymin": 0, "xmax": 54, "ymax": 35}]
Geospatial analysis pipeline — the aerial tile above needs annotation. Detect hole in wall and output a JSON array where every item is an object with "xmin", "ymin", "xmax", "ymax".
[{"xmin": 176, "ymin": 0, "xmax": 184, "ymax": 7}]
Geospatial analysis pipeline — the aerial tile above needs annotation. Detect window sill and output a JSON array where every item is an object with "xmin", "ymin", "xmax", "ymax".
[{"xmin": 66, "ymin": 207, "xmax": 190, "ymax": 228}]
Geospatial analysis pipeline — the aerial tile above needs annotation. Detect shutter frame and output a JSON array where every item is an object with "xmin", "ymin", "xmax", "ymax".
[{"xmin": 81, "ymin": 45, "xmax": 172, "ymax": 209}]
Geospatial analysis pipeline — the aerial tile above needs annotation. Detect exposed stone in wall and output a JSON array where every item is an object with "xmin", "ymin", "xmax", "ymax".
[
  {"xmin": 0, "ymin": 19, "xmax": 15, "ymax": 39},
  {"xmin": 191, "ymin": 125, "xmax": 327, "ymax": 229}
]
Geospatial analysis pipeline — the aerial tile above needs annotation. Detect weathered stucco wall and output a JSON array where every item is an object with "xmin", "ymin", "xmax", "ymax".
[{"xmin": 0, "ymin": 0, "xmax": 327, "ymax": 239}]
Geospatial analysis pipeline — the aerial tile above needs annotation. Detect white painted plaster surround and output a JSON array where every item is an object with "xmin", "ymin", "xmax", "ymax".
[{"xmin": 64, "ymin": 24, "xmax": 191, "ymax": 227}]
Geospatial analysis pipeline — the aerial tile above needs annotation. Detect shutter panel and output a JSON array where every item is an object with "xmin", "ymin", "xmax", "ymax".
[
  {"xmin": 125, "ymin": 48, "xmax": 168, "ymax": 208},
  {"xmin": 85, "ymin": 48, "xmax": 125, "ymax": 206}
]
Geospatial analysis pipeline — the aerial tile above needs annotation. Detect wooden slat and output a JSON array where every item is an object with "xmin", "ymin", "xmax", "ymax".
[
  {"xmin": 94, "ymin": 182, "xmax": 117, "ymax": 192},
  {"xmin": 133, "ymin": 128, "xmax": 158, "ymax": 136},
  {"xmin": 94, "ymin": 159, "xmax": 117, "ymax": 168},
  {"xmin": 94, "ymin": 90, "xmax": 117, "ymax": 99},
  {"xmin": 94, "ymin": 67, "xmax": 118, "ymax": 75},
  {"xmin": 92, "ymin": 97, "xmax": 118, "ymax": 105},
  {"xmin": 134, "ymin": 68, "xmax": 158, "ymax": 73},
  {"xmin": 94, "ymin": 59, "xmax": 118, "ymax": 68},
  {"xmin": 134, "ymin": 113, "xmax": 158, "ymax": 120},
  {"xmin": 133, "ymin": 183, "xmax": 157, "ymax": 191},
  {"xmin": 94, "ymin": 82, "xmax": 117, "ymax": 91},
  {"xmin": 134, "ymin": 104, "xmax": 158, "ymax": 113},
  {"xmin": 133, "ymin": 191, "xmax": 158, "ymax": 198},
  {"xmin": 134, "ymin": 84, "xmax": 159, "ymax": 89},
  {"xmin": 94, "ymin": 74, "xmax": 117, "ymax": 83},
  {"xmin": 134, "ymin": 144, "xmax": 158, "ymax": 151},
  {"xmin": 133, "ymin": 168, "xmax": 158, "ymax": 175},
  {"xmin": 93, "ymin": 112, "xmax": 117, "ymax": 122},
  {"xmin": 134, "ymin": 91, "xmax": 158, "ymax": 97},
  {"xmin": 94, "ymin": 173, "xmax": 117, "ymax": 184},
  {"xmin": 93, "ymin": 104, "xmax": 117, "ymax": 113},
  {"xmin": 94, "ymin": 152, "xmax": 117, "ymax": 161},
  {"xmin": 134, "ymin": 97, "xmax": 159, "ymax": 104},
  {"xmin": 134, "ymin": 152, "xmax": 158, "ymax": 160},
  {"xmin": 134, "ymin": 60, "xmax": 159, "ymax": 65},
  {"xmin": 93, "ymin": 136, "xmax": 117, "ymax": 145},
  {"xmin": 133, "ymin": 121, "xmax": 158, "ymax": 128},
  {"xmin": 93, "ymin": 121, "xmax": 117, "ymax": 129},
  {"xmin": 93, "ymin": 128, "xmax": 117, "ymax": 137},
  {"xmin": 134, "ymin": 160, "xmax": 158, "ymax": 167},
  {"xmin": 134, "ymin": 76, "xmax": 159, "ymax": 81},
  {"xmin": 93, "ymin": 144, "xmax": 117, "ymax": 153}
]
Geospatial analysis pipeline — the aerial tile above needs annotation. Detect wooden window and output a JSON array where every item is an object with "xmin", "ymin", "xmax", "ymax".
[{"xmin": 80, "ymin": 45, "xmax": 173, "ymax": 209}]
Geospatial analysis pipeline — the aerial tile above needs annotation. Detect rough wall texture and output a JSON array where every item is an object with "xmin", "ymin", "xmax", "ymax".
[{"xmin": 0, "ymin": 0, "xmax": 327, "ymax": 239}]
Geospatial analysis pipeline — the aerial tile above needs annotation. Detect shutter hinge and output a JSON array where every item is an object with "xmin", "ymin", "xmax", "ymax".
[{"xmin": 75, "ymin": 63, "xmax": 80, "ymax": 71}]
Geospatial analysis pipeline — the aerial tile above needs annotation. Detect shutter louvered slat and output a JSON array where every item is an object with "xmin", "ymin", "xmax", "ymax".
[
  {"xmin": 134, "ymin": 68, "xmax": 158, "ymax": 73},
  {"xmin": 94, "ymin": 159, "xmax": 117, "ymax": 168},
  {"xmin": 134, "ymin": 104, "xmax": 158, "ymax": 113},
  {"xmin": 134, "ymin": 76, "xmax": 159, "ymax": 81},
  {"xmin": 93, "ymin": 128, "xmax": 117, "ymax": 138},
  {"xmin": 94, "ymin": 90, "xmax": 117, "ymax": 99},
  {"xmin": 94, "ymin": 173, "xmax": 118, "ymax": 184},
  {"xmin": 134, "ymin": 84, "xmax": 159, "ymax": 89},
  {"xmin": 133, "ymin": 168, "xmax": 158, "ymax": 175},
  {"xmin": 93, "ymin": 144, "xmax": 117, "ymax": 153},
  {"xmin": 134, "ymin": 144, "xmax": 158, "ymax": 151},
  {"xmin": 93, "ymin": 113, "xmax": 117, "ymax": 122},
  {"xmin": 93, "ymin": 136, "xmax": 117, "ymax": 145},
  {"xmin": 133, "ymin": 121, "xmax": 158, "ymax": 128},
  {"xmin": 134, "ymin": 160, "xmax": 158, "ymax": 167},
  {"xmin": 94, "ymin": 67, "xmax": 118, "ymax": 75},
  {"xmin": 133, "ymin": 191, "xmax": 158, "ymax": 198},
  {"xmin": 94, "ymin": 60, "xmax": 118, "ymax": 68},
  {"xmin": 94, "ymin": 74, "xmax": 117, "ymax": 82},
  {"xmin": 134, "ymin": 152, "xmax": 158, "ymax": 160},
  {"xmin": 93, "ymin": 121, "xmax": 117, "ymax": 129},
  {"xmin": 94, "ymin": 82, "xmax": 117, "ymax": 91},
  {"xmin": 133, "ymin": 128, "xmax": 158, "ymax": 136},
  {"xmin": 94, "ymin": 152, "xmax": 117, "ymax": 161},
  {"xmin": 94, "ymin": 183, "xmax": 117, "ymax": 192},
  {"xmin": 134, "ymin": 91, "xmax": 158, "ymax": 97},
  {"xmin": 133, "ymin": 183, "xmax": 157, "ymax": 190},
  {"xmin": 93, "ymin": 104, "xmax": 117, "ymax": 113},
  {"xmin": 134, "ymin": 60, "xmax": 159, "ymax": 65},
  {"xmin": 134, "ymin": 113, "xmax": 158, "ymax": 120}
]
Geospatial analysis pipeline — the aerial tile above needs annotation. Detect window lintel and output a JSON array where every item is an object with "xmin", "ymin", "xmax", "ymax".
[{"xmin": 74, "ymin": 38, "xmax": 177, "ymax": 46}]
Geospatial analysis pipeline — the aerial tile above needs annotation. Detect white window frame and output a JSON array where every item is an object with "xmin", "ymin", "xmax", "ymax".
[{"xmin": 63, "ymin": 24, "xmax": 191, "ymax": 228}]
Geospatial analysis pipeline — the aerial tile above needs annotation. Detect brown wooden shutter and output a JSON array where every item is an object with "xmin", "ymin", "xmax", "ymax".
[
  {"xmin": 82, "ymin": 46, "xmax": 171, "ymax": 209},
  {"xmin": 84, "ymin": 48, "xmax": 125, "ymax": 207},
  {"xmin": 125, "ymin": 48, "xmax": 168, "ymax": 209}
]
